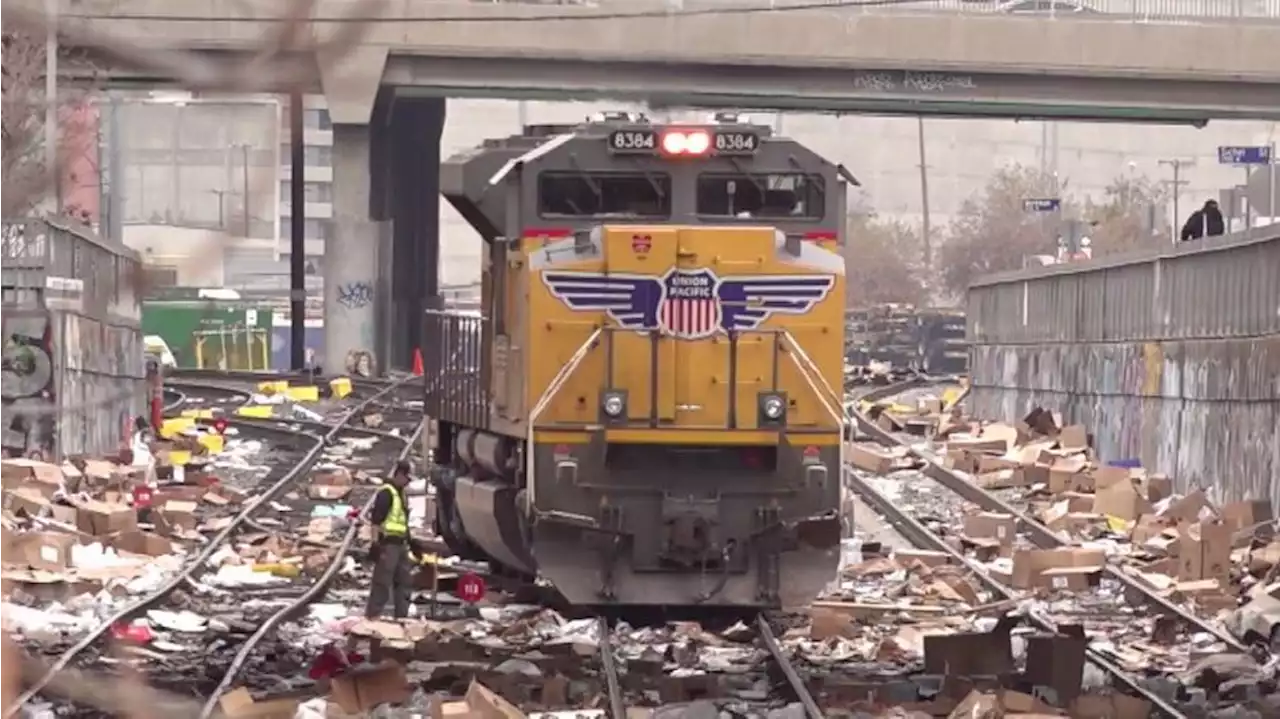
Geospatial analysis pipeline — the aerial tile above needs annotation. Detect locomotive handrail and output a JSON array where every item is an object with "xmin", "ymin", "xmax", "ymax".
[
  {"xmin": 781, "ymin": 329, "xmax": 849, "ymax": 475},
  {"xmin": 780, "ymin": 330, "xmax": 849, "ymax": 425},
  {"xmin": 526, "ymin": 327, "xmax": 604, "ymax": 506}
]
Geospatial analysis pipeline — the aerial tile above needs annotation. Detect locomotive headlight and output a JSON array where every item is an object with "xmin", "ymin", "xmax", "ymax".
[
  {"xmin": 601, "ymin": 391, "xmax": 627, "ymax": 421},
  {"xmin": 762, "ymin": 397, "xmax": 784, "ymax": 419},
  {"xmin": 758, "ymin": 392, "xmax": 787, "ymax": 426}
]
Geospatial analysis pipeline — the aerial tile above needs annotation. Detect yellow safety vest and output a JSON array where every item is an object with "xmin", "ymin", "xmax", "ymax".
[{"xmin": 380, "ymin": 485, "xmax": 408, "ymax": 537}]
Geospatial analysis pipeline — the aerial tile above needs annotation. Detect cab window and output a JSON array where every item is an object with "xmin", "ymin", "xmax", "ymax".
[
  {"xmin": 538, "ymin": 172, "xmax": 671, "ymax": 218},
  {"xmin": 696, "ymin": 173, "xmax": 824, "ymax": 219}
]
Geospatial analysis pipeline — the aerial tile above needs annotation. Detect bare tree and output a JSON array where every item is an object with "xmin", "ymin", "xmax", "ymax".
[
  {"xmin": 1083, "ymin": 175, "xmax": 1168, "ymax": 256},
  {"xmin": 844, "ymin": 213, "xmax": 928, "ymax": 307},
  {"xmin": 0, "ymin": 24, "xmax": 72, "ymax": 214},
  {"xmin": 937, "ymin": 165, "xmax": 1070, "ymax": 296}
]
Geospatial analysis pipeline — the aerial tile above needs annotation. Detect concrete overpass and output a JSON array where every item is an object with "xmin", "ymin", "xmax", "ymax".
[
  {"xmin": 46, "ymin": 0, "xmax": 1280, "ymax": 123},
  {"xmin": 32, "ymin": 0, "xmax": 1280, "ymax": 371}
]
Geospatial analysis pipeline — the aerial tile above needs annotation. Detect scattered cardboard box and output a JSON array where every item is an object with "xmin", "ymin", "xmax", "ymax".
[{"xmin": 329, "ymin": 662, "xmax": 410, "ymax": 713}]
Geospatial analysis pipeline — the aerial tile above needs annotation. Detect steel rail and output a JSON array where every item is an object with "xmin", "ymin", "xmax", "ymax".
[
  {"xmin": 853, "ymin": 380, "xmax": 1251, "ymax": 654},
  {"xmin": 841, "ymin": 461, "xmax": 1188, "ymax": 718},
  {"xmin": 4, "ymin": 377, "xmax": 417, "ymax": 716},
  {"xmin": 598, "ymin": 616, "xmax": 627, "ymax": 719},
  {"xmin": 756, "ymin": 614, "xmax": 823, "ymax": 719},
  {"xmin": 168, "ymin": 379, "xmax": 412, "ymax": 441},
  {"xmin": 198, "ymin": 417, "xmax": 425, "ymax": 718},
  {"xmin": 167, "ymin": 368, "xmax": 419, "ymax": 392},
  {"xmin": 844, "ymin": 378, "xmax": 1197, "ymax": 718}
]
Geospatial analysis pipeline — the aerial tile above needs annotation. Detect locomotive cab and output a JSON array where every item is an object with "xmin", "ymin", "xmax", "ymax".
[{"xmin": 429, "ymin": 113, "xmax": 853, "ymax": 607}]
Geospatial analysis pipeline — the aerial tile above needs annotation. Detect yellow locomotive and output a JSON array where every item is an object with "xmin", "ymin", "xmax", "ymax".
[{"xmin": 428, "ymin": 112, "xmax": 852, "ymax": 607}]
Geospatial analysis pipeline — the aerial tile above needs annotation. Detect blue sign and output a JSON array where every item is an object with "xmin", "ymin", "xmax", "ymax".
[
  {"xmin": 1217, "ymin": 145, "xmax": 1272, "ymax": 165},
  {"xmin": 1022, "ymin": 198, "xmax": 1062, "ymax": 212}
]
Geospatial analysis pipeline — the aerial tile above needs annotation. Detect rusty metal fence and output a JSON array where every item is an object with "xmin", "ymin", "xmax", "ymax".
[
  {"xmin": 966, "ymin": 227, "xmax": 1280, "ymax": 504},
  {"xmin": 2, "ymin": 218, "xmax": 146, "ymax": 460}
]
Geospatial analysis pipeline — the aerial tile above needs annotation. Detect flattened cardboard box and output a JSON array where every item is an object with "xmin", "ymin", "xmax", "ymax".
[{"xmin": 0, "ymin": 459, "xmax": 65, "ymax": 497}]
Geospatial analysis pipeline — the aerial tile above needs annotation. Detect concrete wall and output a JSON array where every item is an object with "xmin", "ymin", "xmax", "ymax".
[{"xmin": 966, "ymin": 229, "xmax": 1280, "ymax": 504}]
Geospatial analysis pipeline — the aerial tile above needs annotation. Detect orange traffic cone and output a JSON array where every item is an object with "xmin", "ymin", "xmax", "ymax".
[{"xmin": 412, "ymin": 348, "xmax": 424, "ymax": 377}]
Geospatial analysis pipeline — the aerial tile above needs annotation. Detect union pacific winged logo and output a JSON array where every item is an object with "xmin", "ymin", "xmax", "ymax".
[{"xmin": 543, "ymin": 268, "xmax": 835, "ymax": 340}]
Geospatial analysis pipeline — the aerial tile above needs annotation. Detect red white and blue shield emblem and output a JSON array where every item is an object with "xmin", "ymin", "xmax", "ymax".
[
  {"xmin": 542, "ymin": 267, "xmax": 835, "ymax": 339},
  {"xmin": 659, "ymin": 269, "xmax": 720, "ymax": 340}
]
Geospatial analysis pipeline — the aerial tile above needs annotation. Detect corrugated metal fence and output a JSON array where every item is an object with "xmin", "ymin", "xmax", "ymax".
[
  {"xmin": 2, "ymin": 218, "xmax": 145, "ymax": 460},
  {"xmin": 966, "ymin": 227, "xmax": 1280, "ymax": 504}
]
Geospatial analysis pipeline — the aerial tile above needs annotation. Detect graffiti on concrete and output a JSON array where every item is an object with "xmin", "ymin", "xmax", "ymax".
[
  {"xmin": 345, "ymin": 349, "xmax": 377, "ymax": 378},
  {"xmin": 854, "ymin": 71, "xmax": 977, "ymax": 94},
  {"xmin": 2, "ymin": 313, "xmax": 55, "ymax": 458},
  {"xmin": 337, "ymin": 281, "xmax": 374, "ymax": 310}
]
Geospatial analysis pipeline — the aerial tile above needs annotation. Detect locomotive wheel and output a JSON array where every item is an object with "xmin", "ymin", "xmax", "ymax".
[{"xmin": 434, "ymin": 492, "xmax": 485, "ymax": 561}]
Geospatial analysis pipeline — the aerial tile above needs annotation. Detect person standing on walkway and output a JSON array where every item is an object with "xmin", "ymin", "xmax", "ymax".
[
  {"xmin": 364, "ymin": 460, "xmax": 414, "ymax": 618},
  {"xmin": 1180, "ymin": 199, "xmax": 1225, "ymax": 242}
]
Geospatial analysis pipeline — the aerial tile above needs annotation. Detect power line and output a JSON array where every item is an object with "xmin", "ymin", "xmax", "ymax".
[{"xmin": 62, "ymin": 0, "xmax": 984, "ymax": 25}]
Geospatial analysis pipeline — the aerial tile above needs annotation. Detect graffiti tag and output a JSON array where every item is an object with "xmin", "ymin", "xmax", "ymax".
[
  {"xmin": 337, "ymin": 281, "xmax": 373, "ymax": 310},
  {"xmin": 2, "ymin": 313, "xmax": 55, "ymax": 457},
  {"xmin": 853, "ymin": 71, "xmax": 977, "ymax": 94}
]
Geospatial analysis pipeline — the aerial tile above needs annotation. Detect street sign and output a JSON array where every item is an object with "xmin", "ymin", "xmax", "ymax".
[
  {"xmin": 1217, "ymin": 145, "xmax": 1273, "ymax": 165},
  {"xmin": 1022, "ymin": 198, "xmax": 1062, "ymax": 212},
  {"xmin": 456, "ymin": 572, "xmax": 486, "ymax": 603}
]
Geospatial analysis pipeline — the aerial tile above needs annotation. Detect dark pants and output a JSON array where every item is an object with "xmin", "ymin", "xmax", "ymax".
[{"xmin": 365, "ymin": 540, "xmax": 412, "ymax": 619}]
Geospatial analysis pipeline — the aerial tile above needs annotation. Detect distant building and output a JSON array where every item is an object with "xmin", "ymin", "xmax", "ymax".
[{"xmin": 99, "ymin": 92, "xmax": 334, "ymax": 293}]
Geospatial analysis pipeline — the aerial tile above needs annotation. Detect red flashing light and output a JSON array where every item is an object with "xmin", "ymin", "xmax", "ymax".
[
  {"xmin": 660, "ymin": 130, "xmax": 711, "ymax": 157},
  {"xmin": 803, "ymin": 231, "xmax": 838, "ymax": 242}
]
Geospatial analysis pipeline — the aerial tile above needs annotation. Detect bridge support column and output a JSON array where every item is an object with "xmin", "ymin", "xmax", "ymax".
[
  {"xmin": 386, "ymin": 97, "xmax": 446, "ymax": 370},
  {"xmin": 324, "ymin": 124, "xmax": 384, "ymax": 376}
]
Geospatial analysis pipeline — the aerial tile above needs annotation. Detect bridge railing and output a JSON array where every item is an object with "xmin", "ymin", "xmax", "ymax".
[{"xmin": 964, "ymin": 225, "xmax": 1280, "ymax": 504}]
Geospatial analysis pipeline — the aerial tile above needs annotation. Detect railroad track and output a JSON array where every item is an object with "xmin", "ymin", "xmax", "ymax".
[
  {"xmin": 5, "ymin": 376, "xmax": 423, "ymax": 717},
  {"xmin": 595, "ymin": 612, "xmax": 823, "ymax": 719},
  {"xmin": 844, "ymin": 377, "xmax": 1253, "ymax": 719},
  {"xmin": 199, "ymin": 419, "xmax": 428, "ymax": 718}
]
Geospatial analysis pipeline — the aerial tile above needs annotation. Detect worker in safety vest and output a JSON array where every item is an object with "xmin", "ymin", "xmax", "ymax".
[{"xmin": 364, "ymin": 460, "xmax": 415, "ymax": 618}]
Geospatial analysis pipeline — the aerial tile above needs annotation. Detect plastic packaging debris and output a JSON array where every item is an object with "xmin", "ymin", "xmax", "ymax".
[
  {"xmin": 253, "ymin": 562, "xmax": 302, "ymax": 579},
  {"xmin": 291, "ymin": 404, "xmax": 324, "ymax": 422},
  {"xmin": 110, "ymin": 621, "xmax": 155, "ymax": 644},
  {"xmin": 1, "ymin": 602, "xmax": 100, "ymax": 637},
  {"xmin": 207, "ymin": 563, "xmax": 290, "ymax": 588},
  {"xmin": 146, "ymin": 609, "xmax": 208, "ymax": 633}
]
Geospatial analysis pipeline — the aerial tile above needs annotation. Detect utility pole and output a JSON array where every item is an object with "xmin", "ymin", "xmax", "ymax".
[
  {"xmin": 45, "ymin": 0, "xmax": 61, "ymax": 213},
  {"xmin": 240, "ymin": 143, "xmax": 251, "ymax": 237},
  {"xmin": 916, "ymin": 116, "xmax": 933, "ymax": 274},
  {"xmin": 209, "ymin": 189, "xmax": 230, "ymax": 230},
  {"xmin": 289, "ymin": 90, "xmax": 306, "ymax": 370},
  {"xmin": 107, "ymin": 94, "xmax": 123, "ymax": 242},
  {"xmin": 1158, "ymin": 158, "xmax": 1195, "ymax": 243}
]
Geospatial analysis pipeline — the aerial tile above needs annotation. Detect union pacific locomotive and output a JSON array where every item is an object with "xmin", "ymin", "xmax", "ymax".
[{"xmin": 426, "ymin": 112, "xmax": 852, "ymax": 608}]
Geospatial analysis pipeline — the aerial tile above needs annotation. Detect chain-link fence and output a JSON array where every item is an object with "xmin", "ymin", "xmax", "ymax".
[{"xmin": 2, "ymin": 217, "xmax": 145, "ymax": 460}]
